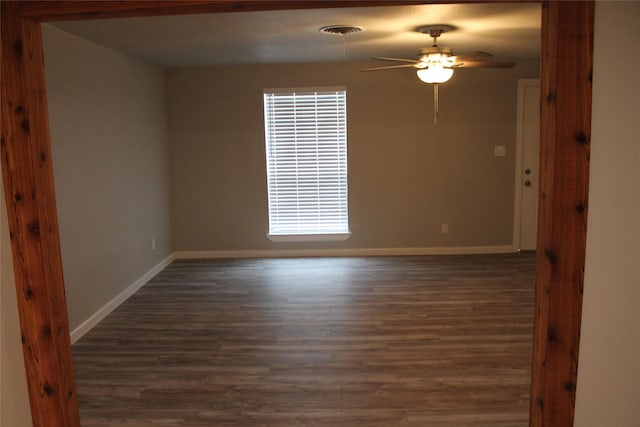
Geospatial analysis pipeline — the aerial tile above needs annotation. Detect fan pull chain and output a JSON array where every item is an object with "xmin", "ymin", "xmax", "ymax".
[{"xmin": 433, "ymin": 83, "xmax": 439, "ymax": 124}]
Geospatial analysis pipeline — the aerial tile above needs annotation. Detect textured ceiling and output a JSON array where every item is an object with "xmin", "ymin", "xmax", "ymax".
[{"xmin": 51, "ymin": 3, "xmax": 541, "ymax": 67}]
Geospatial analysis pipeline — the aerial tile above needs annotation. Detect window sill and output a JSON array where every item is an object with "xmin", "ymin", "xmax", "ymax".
[{"xmin": 267, "ymin": 232, "xmax": 352, "ymax": 243}]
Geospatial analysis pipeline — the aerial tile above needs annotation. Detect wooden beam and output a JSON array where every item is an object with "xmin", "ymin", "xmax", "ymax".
[
  {"xmin": 18, "ymin": 0, "xmax": 434, "ymax": 21},
  {"xmin": 0, "ymin": 1, "xmax": 593, "ymax": 426},
  {"xmin": 0, "ymin": 2, "xmax": 80, "ymax": 427},
  {"xmin": 530, "ymin": 1, "xmax": 593, "ymax": 426}
]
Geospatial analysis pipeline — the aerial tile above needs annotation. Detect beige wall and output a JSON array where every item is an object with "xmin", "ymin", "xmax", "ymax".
[
  {"xmin": 574, "ymin": 2, "xmax": 640, "ymax": 426},
  {"xmin": 42, "ymin": 25, "xmax": 173, "ymax": 330},
  {"xmin": 1, "ymin": 168, "xmax": 32, "ymax": 427},
  {"xmin": 167, "ymin": 60, "xmax": 539, "ymax": 252}
]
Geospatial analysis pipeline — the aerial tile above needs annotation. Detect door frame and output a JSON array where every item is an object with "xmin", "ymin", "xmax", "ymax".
[{"xmin": 1, "ymin": 1, "xmax": 593, "ymax": 426}]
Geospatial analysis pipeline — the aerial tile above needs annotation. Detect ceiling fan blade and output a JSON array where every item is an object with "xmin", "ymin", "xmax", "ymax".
[
  {"xmin": 361, "ymin": 63, "xmax": 420, "ymax": 72},
  {"xmin": 371, "ymin": 56, "xmax": 419, "ymax": 63},
  {"xmin": 456, "ymin": 60, "xmax": 517, "ymax": 69},
  {"xmin": 454, "ymin": 51, "xmax": 495, "ymax": 61}
]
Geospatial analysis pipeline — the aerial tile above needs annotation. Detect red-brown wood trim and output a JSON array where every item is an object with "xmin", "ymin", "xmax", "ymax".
[
  {"xmin": 18, "ymin": 0, "xmax": 453, "ymax": 21},
  {"xmin": 18, "ymin": 0, "xmax": 534, "ymax": 21},
  {"xmin": 530, "ymin": 1, "xmax": 593, "ymax": 426},
  {"xmin": 0, "ymin": 1, "xmax": 593, "ymax": 426},
  {"xmin": 0, "ymin": 2, "xmax": 81, "ymax": 427}
]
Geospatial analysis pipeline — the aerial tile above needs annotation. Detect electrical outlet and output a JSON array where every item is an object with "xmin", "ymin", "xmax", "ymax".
[
  {"xmin": 151, "ymin": 239, "xmax": 156, "ymax": 250},
  {"xmin": 441, "ymin": 223, "xmax": 449, "ymax": 234}
]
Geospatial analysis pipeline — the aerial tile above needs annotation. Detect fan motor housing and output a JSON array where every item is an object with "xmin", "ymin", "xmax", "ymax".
[{"xmin": 419, "ymin": 46, "xmax": 453, "ymax": 61}]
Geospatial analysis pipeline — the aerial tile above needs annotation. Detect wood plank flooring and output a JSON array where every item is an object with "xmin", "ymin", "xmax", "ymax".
[{"xmin": 72, "ymin": 253, "xmax": 535, "ymax": 426}]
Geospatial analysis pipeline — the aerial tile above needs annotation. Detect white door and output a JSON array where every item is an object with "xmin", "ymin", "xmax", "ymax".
[{"xmin": 515, "ymin": 79, "xmax": 540, "ymax": 250}]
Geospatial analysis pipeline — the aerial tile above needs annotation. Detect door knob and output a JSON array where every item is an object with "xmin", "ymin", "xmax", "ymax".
[
  {"xmin": 524, "ymin": 180, "xmax": 532, "ymax": 187},
  {"xmin": 525, "ymin": 168, "xmax": 532, "ymax": 175}
]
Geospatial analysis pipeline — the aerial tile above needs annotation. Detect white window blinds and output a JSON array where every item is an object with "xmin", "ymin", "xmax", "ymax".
[{"xmin": 263, "ymin": 88, "xmax": 349, "ymax": 236}]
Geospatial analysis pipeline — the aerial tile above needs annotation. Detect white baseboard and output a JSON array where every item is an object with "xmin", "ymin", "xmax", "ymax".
[
  {"xmin": 174, "ymin": 245, "xmax": 516, "ymax": 260},
  {"xmin": 70, "ymin": 254, "xmax": 175, "ymax": 344}
]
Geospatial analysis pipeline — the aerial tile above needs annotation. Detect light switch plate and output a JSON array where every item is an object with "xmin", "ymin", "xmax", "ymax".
[{"xmin": 494, "ymin": 145, "xmax": 506, "ymax": 157}]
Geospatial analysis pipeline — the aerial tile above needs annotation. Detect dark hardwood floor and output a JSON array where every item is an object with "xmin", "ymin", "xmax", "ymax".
[{"xmin": 73, "ymin": 253, "xmax": 535, "ymax": 426}]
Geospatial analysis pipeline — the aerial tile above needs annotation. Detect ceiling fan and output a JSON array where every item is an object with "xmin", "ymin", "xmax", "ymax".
[
  {"xmin": 363, "ymin": 25, "xmax": 516, "ymax": 82},
  {"xmin": 363, "ymin": 25, "xmax": 516, "ymax": 123}
]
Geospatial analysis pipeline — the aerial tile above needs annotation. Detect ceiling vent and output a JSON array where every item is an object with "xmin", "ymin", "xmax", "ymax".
[{"xmin": 319, "ymin": 25, "xmax": 364, "ymax": 36}]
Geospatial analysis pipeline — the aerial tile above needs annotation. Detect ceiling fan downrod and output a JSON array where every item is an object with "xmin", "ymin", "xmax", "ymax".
[
  {"xmin": 417, "ymin": 24, "xmax": 454, "ymax": 48},
  {"xmin": 429, "ymin": 29, "xmax": 443, "ymax": 47}
]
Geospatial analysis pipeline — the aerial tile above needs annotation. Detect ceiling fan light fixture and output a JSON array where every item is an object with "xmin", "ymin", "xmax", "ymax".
[{"xmin": 417, "ymin": 65, "xmax": 454, "ymax": 84}]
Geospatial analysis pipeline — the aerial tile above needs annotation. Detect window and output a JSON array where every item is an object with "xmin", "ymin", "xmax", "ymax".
[{"xmin": 263, "ymin": 87, "xmax": 349, "ymax": 240}]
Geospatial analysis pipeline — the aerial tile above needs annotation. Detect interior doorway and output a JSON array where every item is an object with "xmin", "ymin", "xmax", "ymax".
[{"xmin": 514, "ymin": 79, "xmax": 540, "ymax": 251}]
